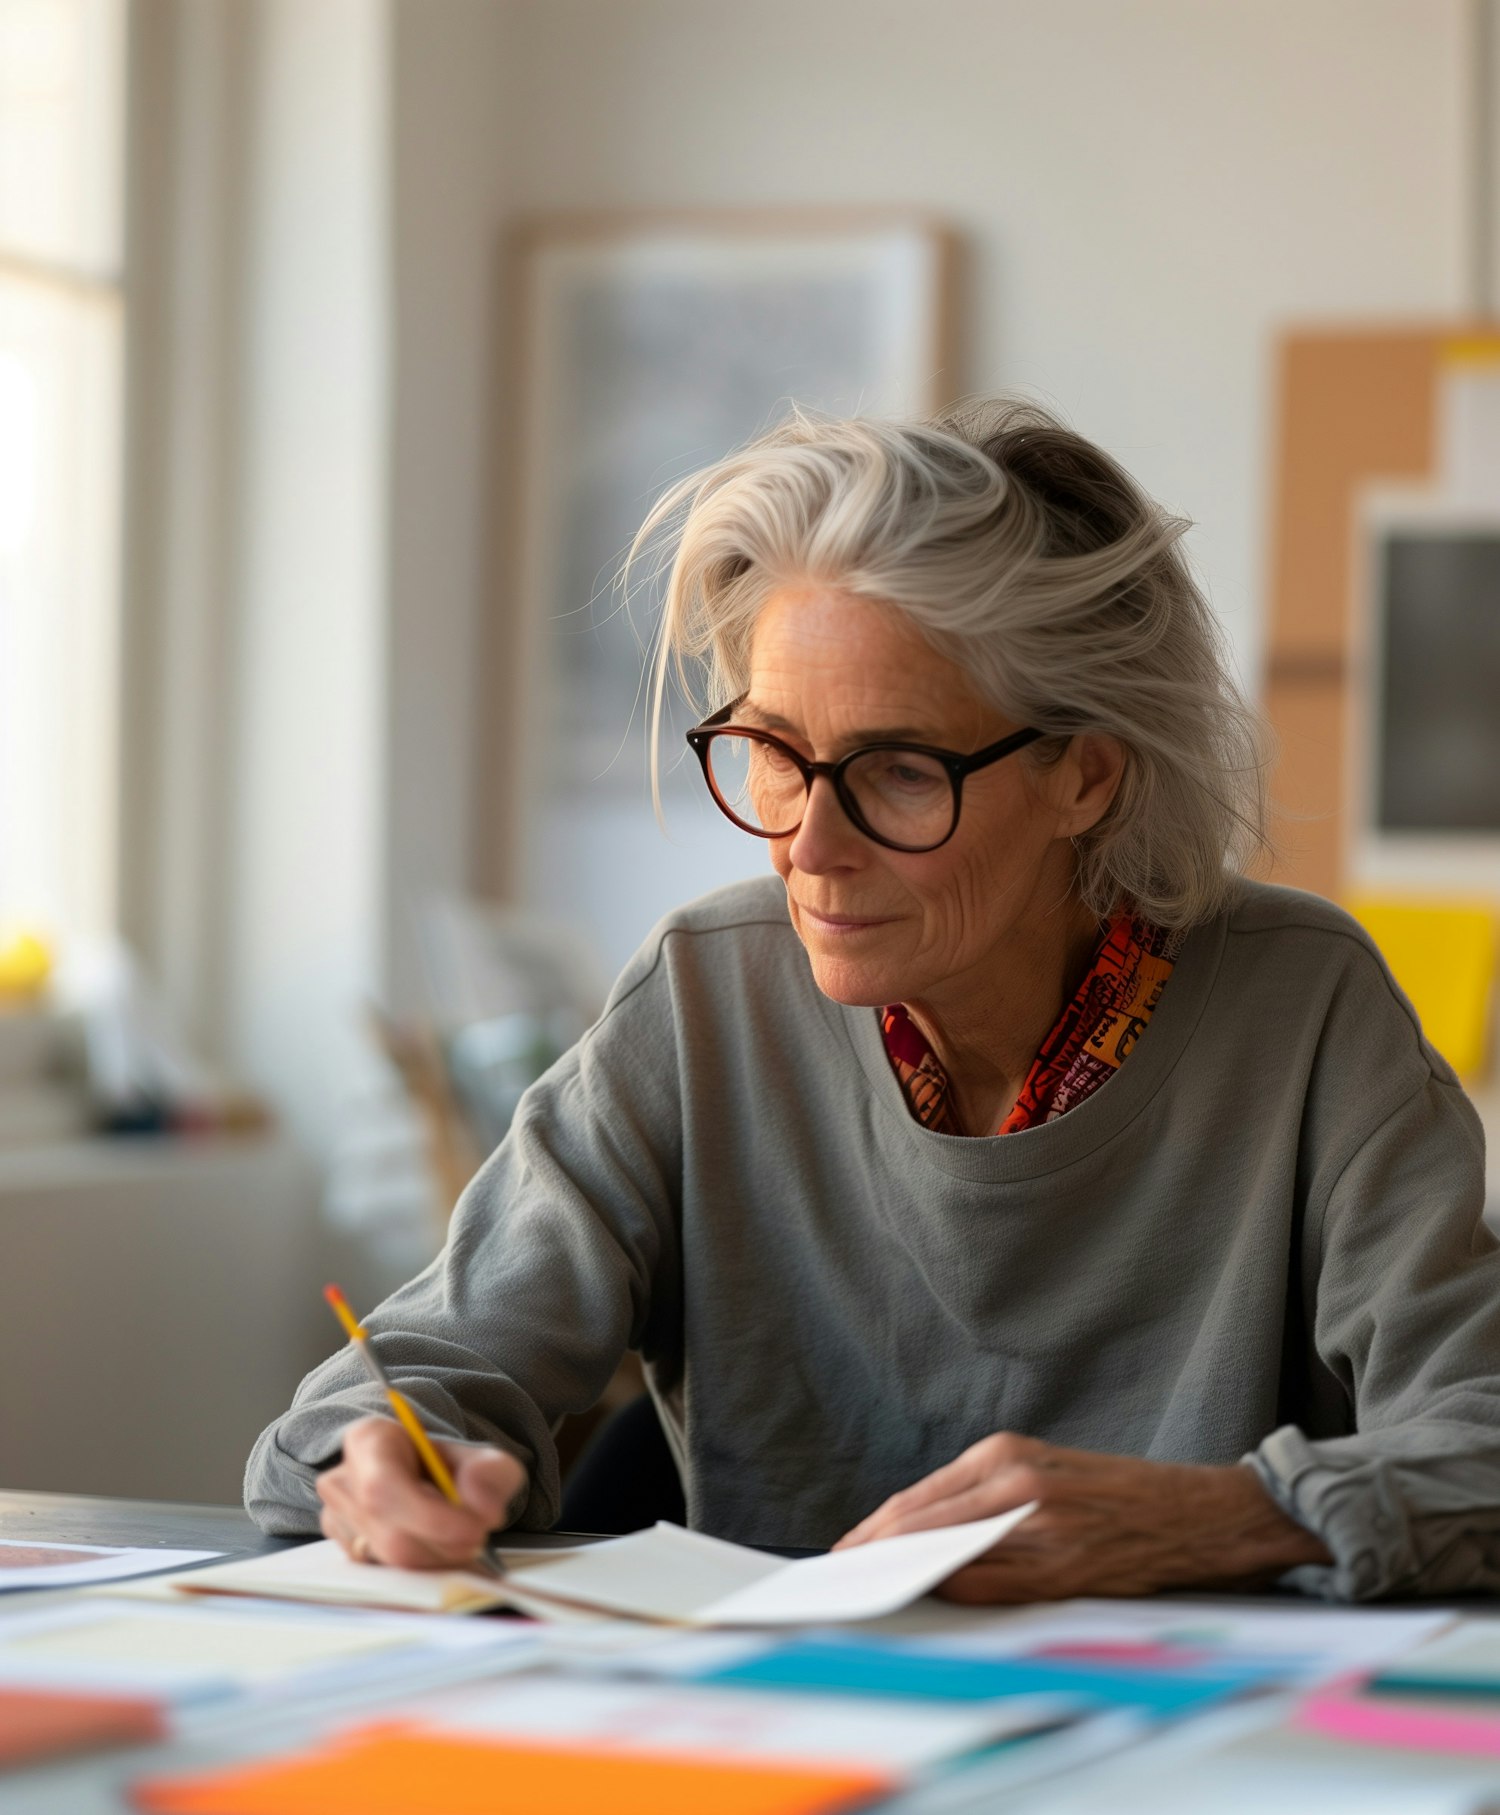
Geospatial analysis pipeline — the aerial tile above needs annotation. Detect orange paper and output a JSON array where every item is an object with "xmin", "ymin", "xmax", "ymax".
[{"xmin": 133, "ymin": 1724, "xmax": 890, "ymax": 1815}]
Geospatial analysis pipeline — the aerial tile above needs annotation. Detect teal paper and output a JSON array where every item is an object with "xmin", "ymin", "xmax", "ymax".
[{"xmin": 702, "ymin": 1639, "xmax": 1260, "ymax": 1715}]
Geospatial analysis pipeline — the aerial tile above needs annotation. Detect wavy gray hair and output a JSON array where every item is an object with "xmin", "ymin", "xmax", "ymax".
[{"xmin": 633, "ymin": 397, "xmax": 1274, "ymax": 930}]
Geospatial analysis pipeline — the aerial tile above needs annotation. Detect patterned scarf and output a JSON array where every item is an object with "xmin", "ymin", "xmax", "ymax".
[{"xmin": 880, "ymin": 913, "xmax": 1181, "ymax": 1136}]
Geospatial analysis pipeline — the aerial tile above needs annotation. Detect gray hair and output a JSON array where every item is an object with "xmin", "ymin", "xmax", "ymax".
[{"xmin": 634, "ymin": 397, "xmax": 1274, "ymax": 930}]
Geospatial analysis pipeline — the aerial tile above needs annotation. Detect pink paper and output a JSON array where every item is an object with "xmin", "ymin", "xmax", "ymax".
[{"xmin": 1297, "ymin": 1692, "xmax": 1500, "ymax": 1758}]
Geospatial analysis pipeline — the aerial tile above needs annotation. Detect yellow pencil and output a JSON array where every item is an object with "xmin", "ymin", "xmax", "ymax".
[{"xmin": 323, "ymin": 1283, "xmax": 504, "ymax": 1577}]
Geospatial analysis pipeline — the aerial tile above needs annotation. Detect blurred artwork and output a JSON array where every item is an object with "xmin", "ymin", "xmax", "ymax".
[{"xmin": 504, "ymin": 214, "xmax": 954, "ymax": 974}]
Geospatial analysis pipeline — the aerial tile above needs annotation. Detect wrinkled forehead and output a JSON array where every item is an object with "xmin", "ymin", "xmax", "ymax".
[{"xmin": 744, "ymin": 585, "xmax": 1001, "ymax": 746}]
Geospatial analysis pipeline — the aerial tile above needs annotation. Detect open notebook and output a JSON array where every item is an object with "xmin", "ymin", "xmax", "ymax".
[{"xmin": 170, "ymin": 1506, "xmax": 1036, "ymax": 1625}]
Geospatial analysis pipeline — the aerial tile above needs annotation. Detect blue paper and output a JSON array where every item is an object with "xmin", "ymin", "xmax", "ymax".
[{"xmin": 702, "ymin": 1638, "xmax": 1264, "ymax": 1716}]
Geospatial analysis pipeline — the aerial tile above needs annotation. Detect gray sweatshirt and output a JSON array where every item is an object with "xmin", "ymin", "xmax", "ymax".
[{"xmin": 246, "ymin": 875, "xmax": 1500, "ymax": 1601}]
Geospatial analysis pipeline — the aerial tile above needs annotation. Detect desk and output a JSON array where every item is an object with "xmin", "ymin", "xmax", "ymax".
[
  {"xmin": 0, "ymin": 1487, "xmax": 606, "ymax": 1583},
  {"xmin": 0, "ymin": 1492, "xmax": 1488, "ymax": 1814},
  {"xmin": 0, "ymin": 1489, "xmax": 298, "ymax": 1563}
]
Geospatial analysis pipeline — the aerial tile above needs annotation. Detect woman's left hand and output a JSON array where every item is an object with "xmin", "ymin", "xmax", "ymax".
[{"xmin": 832, "ymin": 1432, "xmax": 1331, "ymax": 1601}]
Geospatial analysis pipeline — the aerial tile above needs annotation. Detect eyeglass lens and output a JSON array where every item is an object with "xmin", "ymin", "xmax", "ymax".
[{"xmin": 704, "ymin": 733, "xmax": 955, "ymax": 847}]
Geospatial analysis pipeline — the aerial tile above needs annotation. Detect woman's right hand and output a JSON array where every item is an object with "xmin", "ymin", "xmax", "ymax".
[{"xmin": 315, "ymin": 1415, "xmax": 528, "ymax": 1571}]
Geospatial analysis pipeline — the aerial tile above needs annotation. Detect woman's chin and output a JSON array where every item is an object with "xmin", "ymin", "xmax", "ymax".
[{"xmin": 802, "ymin": 949, "xmax": 900, "ymax": 1009}]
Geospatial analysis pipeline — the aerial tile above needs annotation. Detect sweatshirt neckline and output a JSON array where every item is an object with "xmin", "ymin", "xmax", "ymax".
[{"xmin": 821, "ymin": 904, "xmax": 1229, "ymax": 1182}]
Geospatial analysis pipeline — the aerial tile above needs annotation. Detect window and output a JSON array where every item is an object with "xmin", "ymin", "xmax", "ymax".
[{"xmin": 0, "ymin": 0, "xmax": 126, "ymax": 941}]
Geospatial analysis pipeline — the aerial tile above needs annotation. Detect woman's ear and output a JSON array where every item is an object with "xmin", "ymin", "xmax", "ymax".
[{"xmin": 1056, "ymin": 733, "xmax": 1127, "ymax": 838}]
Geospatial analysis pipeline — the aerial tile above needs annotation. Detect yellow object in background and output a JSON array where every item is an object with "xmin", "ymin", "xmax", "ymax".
[
  {"xmin": 1346, "ymin": 895, "xmax": 1499, "ymax": 1083},
  {"xmin": 0, "ymin": 929, "xmax": 52, "ymax": 1000}
]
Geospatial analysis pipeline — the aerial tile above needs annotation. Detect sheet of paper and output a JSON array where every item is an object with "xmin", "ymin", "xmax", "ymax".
[
  {"xmin": 134, "ymin": 1725, "xmax": 892, "ymax": 1815},
  {"xmin": 696, "ymin": 1636, "xmax": 1257, "ymax": 1717},
  {"xmin": 701, "ymin": 1505, "xmax": 1037, "ymax": 1626},
  {"xmin": 886, "ymin": 1597, "xmax": 1453, "ymax": 1683},
  {"xmin": 0, "ymin": 1597, "xmax": 534, "ymax": 1703},
  {"xmin": 1295, "ymin": 1688, "xmax": 1500, "ymax": 1758},
  {"xmin": 166, "ymin": 1538, "xmax": 509, "ymax": 1615},
  {"xmin": 165, "ymin": 1508, "xmax": 1033, "ymax": 1627},
  {"xmin": 494, "ymin": 1506, "xmax": 1037, "ymax": 1627},
  {"xmin": 1372, "ymin": 1617, "xmax": 1500, "ymax": 1694},
  {"xmin": 1021, "ymin": 1717, "xmax": 1500, "ymax": 1815},
  {"xmin": 495, "ymin": 1522, "xmax": 785, "ymax": 1622},
  {"xmin": 1, "ymin": 1607, "xmax": 411, "ymax": 1684},
  {"xmin": 890, "ymin": 1709, "xmax": 1148, "ymax": 1812},
  {"xmin": 0, "ymin": 1538, "xmax": 220, "ymax": 1591},
  {"xmin": 419, "ymin": 1674, "xmax": 1041, "ymax": 1774}
]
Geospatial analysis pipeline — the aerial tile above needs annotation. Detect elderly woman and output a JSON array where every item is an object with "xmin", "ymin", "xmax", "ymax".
[{"xmin": 247, "ymin": 400, "xmax": 1500, "ymax": 1603}]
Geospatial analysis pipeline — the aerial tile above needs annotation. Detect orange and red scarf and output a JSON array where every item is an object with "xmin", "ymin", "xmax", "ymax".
[{"xmin": 880, "ymin": 913, "xmax": 1180, "ymax": 1136}]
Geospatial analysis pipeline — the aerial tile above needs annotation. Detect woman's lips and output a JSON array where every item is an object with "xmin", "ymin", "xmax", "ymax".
[{"xmin": 799, "ymin": 907, "xmax": 894, "ymax": 933}]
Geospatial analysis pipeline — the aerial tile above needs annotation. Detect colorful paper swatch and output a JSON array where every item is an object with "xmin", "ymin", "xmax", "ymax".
[
  {"xmin": 700, "ymin": 1637, "xmax": 1261, "ymax": 1715},
  {"xmin": 134, "ymin": 1726, "xmax": 888, "ymax": 1815},
  {"xmin": 1296, "ymin": 1689, "xmax": 1500, "ymax": 1758},
  {"xmin": 0, "ymin": 1685, "xmax": 163, "ymax": 1771}
]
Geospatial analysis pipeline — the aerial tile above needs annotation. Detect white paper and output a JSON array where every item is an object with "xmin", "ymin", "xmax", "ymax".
[
  {"xmin": 494, "ymin": 1506, "xmax": 1038, "ymax": 1626},
  {"xmin": 888, "ymin": 1596, "xmax": 1453, "ymax": 1682},
  {"xmin": 702, "ymin": 1506, "xmax": 1037, "ymax": 1625},
  {"xmin": 166, "ymin": 1538, "xmax": 509, "ymax": 1615},
  {"xmin": 162, "ymin": 1509, "xmax": 1035, "ymax": 1627},
  {"xmin": 573, "ymin": 1631, "xmax": 777, "ymax": 1679},
  {"xmin": 1371, "ymin": 1617, "xmax": 1500, "ymax": 1682},
  {"xmin": 495, "ymin": 1522, "xmax": 785, "ymax": 1622},
  {"xmin": 1017, "ymin": 1716, "xmax": 1499, "ymax": 1815},
  {"xmin": 415, "ymin": 1674, "xmax": 1048, "ymax": 1775},
  {"xmin": 0, "ymin": 1537, "xmax": 220, "ymax": 1590},
  {"xmin": 0, "ymin": 1596, "xmax": 534, "ymax": 1704}
]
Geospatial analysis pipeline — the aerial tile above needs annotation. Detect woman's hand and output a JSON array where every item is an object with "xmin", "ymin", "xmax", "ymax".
[
  {"xmin": 316, "ymin": 1416, "xmax": 528, "ymax": 1571},
  {"xmin": 832, "ymin": 1432, "xmax": 1331, "ymax": 1601}
]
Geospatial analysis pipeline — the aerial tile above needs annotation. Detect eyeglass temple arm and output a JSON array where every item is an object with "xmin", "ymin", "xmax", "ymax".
[{"xmin": 689, "ymin": 701, "xmax": 741, "ymax": 736}]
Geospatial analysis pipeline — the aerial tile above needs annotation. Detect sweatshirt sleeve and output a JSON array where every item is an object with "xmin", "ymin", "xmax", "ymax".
[
  {"xmin": 1246, "ymin": 1066, "xmax": 1500, "ymax": 1600},
  {"xmin": 243, "ymin": 939, "xmax": 684, "ymax": 1538}
]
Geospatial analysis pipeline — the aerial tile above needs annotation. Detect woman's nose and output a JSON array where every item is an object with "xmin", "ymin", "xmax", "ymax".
[{"xmin": 786, "ymin": 773, "xmax": 864, "ymax": 873}]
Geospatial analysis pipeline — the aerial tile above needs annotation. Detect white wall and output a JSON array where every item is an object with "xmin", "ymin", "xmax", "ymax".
[
  {"xmin": 497, "ymin": 0, "xmax": 1470, "ymax": 690},
  {"xmin": 221, "ymin": 0, "xmax": 392, "ymax": 1151},
  {"xmin": 383, "ymin": 1, "xmax": 517, "ymax": 1015},
  {"xmin": 125, "ymin": 0, "xmax": 518, "ymax": 1163}
]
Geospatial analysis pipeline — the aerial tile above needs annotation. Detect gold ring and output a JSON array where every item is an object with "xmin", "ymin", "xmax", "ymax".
[{"xmin": 350, "ymin": 1531, "xmax": 372, "ymax": 1564}]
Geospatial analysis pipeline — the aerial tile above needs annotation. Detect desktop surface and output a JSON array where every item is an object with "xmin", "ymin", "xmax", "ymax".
[{"xmin": 0, "ymin": 1488, "xmax": 1492, "ymax": 1814}]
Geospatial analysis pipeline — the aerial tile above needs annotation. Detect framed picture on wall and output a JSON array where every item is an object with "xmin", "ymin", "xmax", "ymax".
[
  {"xmin": 1347, "ymin": 488, "xmax": 1500, "ymax": 889},
  {"xmin": 498, "ymin": 210, "xmax": 958, "ymax": 976}
]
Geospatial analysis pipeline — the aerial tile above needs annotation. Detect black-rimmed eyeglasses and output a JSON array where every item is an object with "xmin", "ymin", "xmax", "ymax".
[{"xmin": 685, "ymin": 701, "xmax": 1046, "ymax": 854}]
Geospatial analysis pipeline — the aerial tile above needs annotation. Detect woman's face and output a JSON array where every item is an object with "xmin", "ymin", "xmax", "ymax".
[{"xmin": 744, "ymin": 584, "xmax": 1115, "ymax": 1009}]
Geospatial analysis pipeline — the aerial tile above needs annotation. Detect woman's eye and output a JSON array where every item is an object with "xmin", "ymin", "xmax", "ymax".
[{"xmin": 887, "ymin": 763, "xmax": 940, "ymax": 790}]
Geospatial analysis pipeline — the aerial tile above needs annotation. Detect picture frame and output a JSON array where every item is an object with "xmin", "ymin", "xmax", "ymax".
[
  {"xmin": 494, "ymin": 210, "xmax": 959, "ymax": 974},
  {"xmin": 1347, "ymin": 487, "xmax": 1500, "ymax": 891}
]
